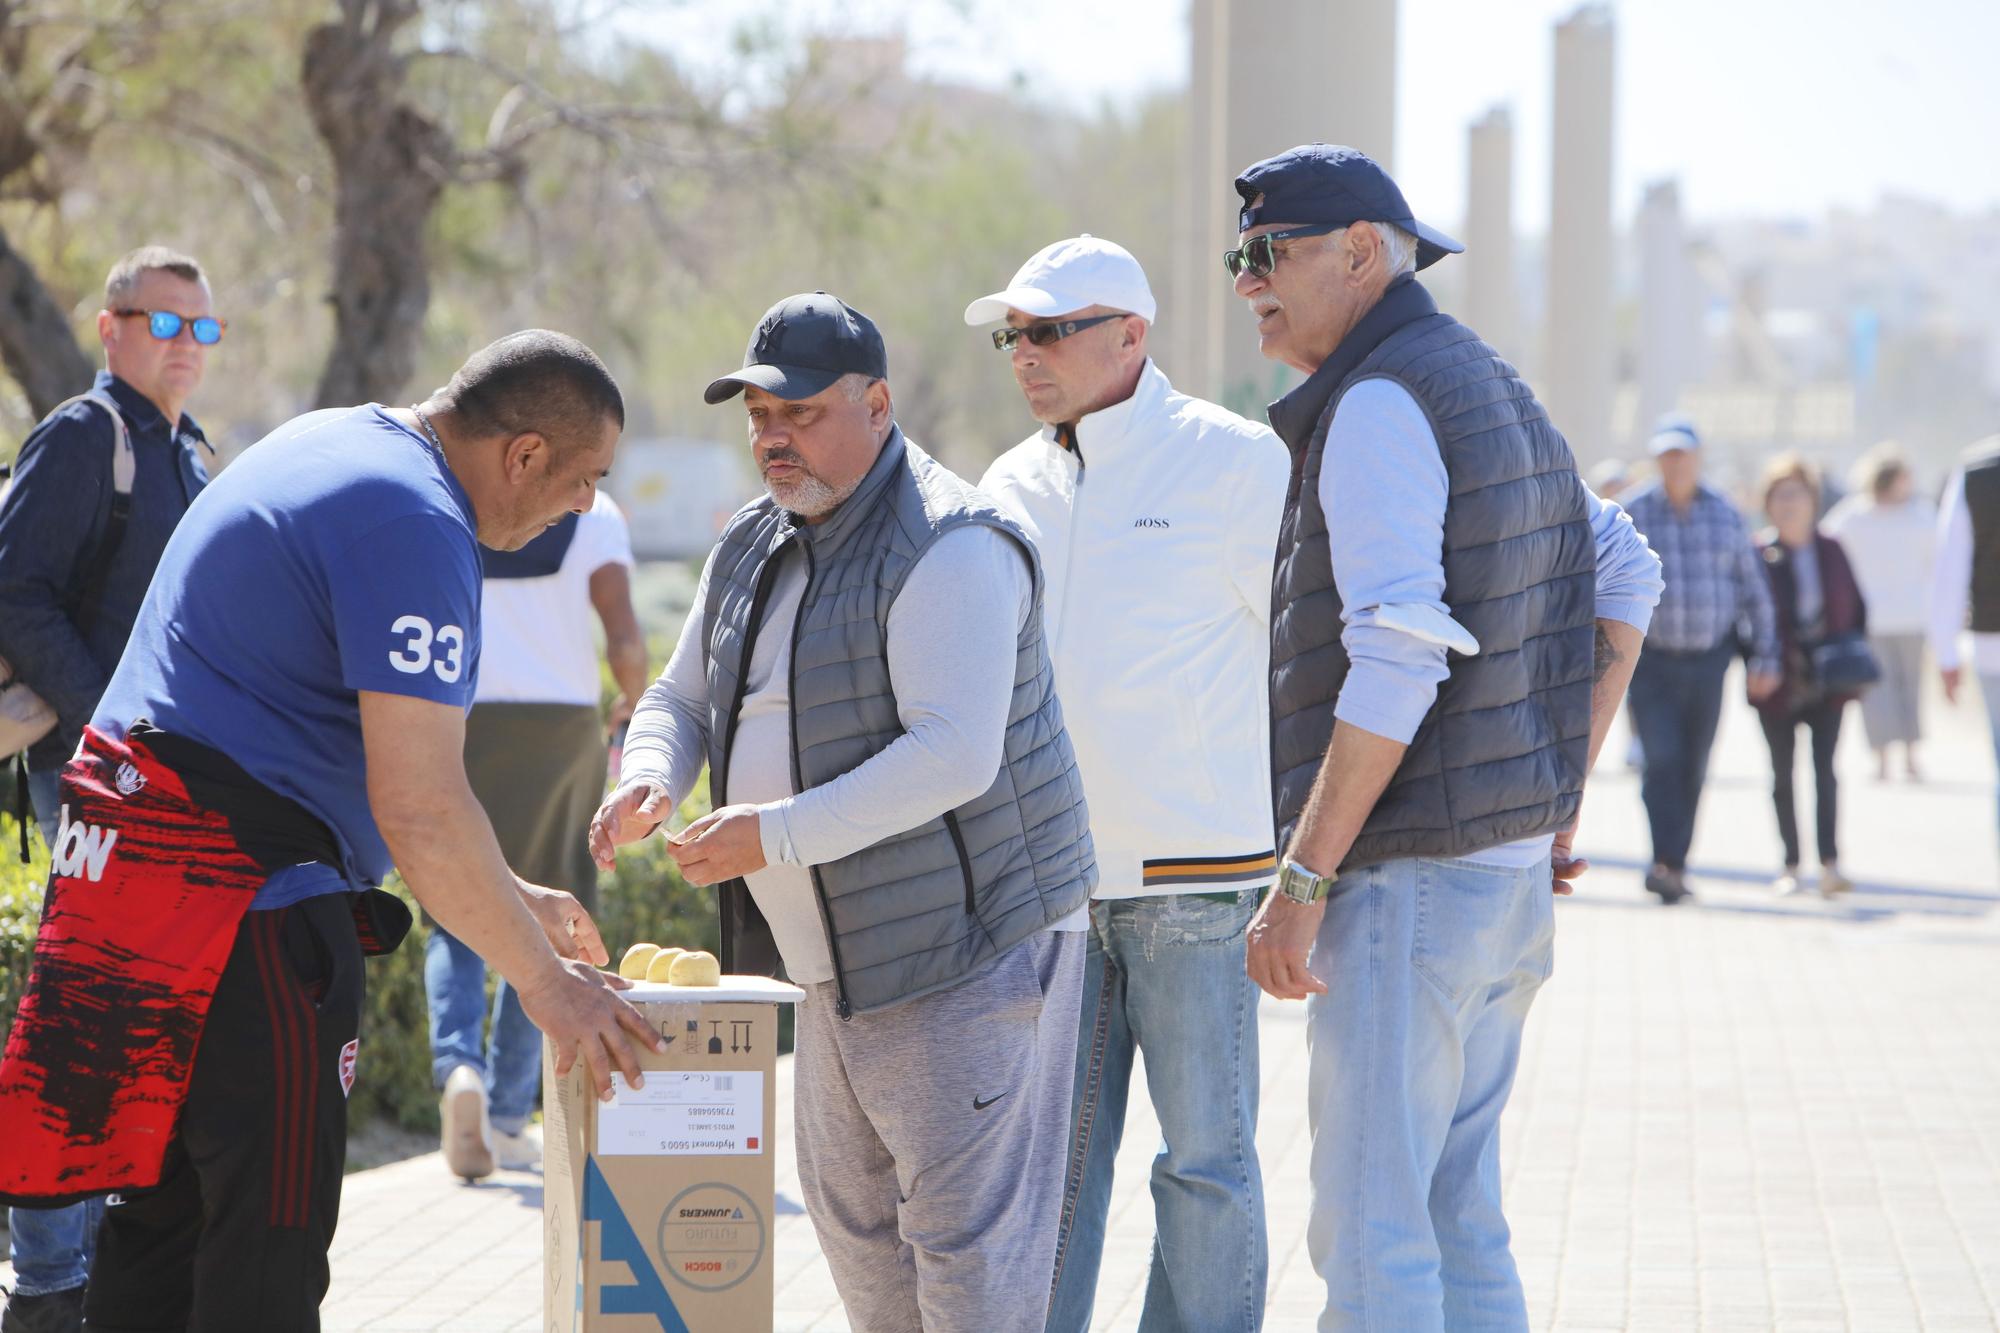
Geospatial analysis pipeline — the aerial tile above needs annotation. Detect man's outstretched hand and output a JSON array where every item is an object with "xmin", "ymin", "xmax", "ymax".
[
  {"xmin": 518, "ymin": 882, "xmax": 613, "ymax": 967},
  {"xmin": 589, "ymin": 779, "xmax": 670, "ymax": 870},
  {"xmin": 516, "ymin": 958, "xmax": 664, "ymax": 1102}
]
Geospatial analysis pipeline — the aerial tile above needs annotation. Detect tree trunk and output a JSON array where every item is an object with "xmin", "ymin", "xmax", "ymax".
[
  {"xmin": 0, "ymin": 223, "xmax": 94, "ymax": 420},
  {"xmin": 301, "ymin": 9, "xmax": 454, "ymax": 409}
]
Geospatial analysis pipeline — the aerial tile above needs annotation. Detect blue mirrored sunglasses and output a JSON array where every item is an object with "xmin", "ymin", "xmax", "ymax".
[{"xmin": 113, "ymin": 308, "xmax": 226, "ymax": 345}]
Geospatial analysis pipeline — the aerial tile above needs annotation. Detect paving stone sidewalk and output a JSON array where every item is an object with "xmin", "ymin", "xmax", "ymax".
[
  {"xmin": 10, "ymin": 679, "xmax": 1997, "ymax": 1330},
  {"xmin": 313, "ymin": 682, "xmax": 1998, "ymax": 1331}
]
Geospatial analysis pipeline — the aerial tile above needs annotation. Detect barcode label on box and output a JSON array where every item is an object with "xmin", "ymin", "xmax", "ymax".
[{"xmin": 600, "ymin": 1071, "xmax": 764, "ymax": 1156}]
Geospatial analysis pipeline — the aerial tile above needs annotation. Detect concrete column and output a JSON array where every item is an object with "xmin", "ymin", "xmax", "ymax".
[
  {"xmin": 1172, "ymin": 0, "xmax": 1230, "ymax": 409},
  {"xmin": 1635, "ymin": 178, "xmax": 1699, "ymax": 443},
  {"xmin": 1545, "ymin": 4, "xmax": 1616, "ymax": 462},
  {"xmin": 1176, "ymin": 0, "xmax": 1398, "ymax": 413},
  {"xmin": 1464, "ymin": 106, "xmax": 1517, "ymax": 362}
]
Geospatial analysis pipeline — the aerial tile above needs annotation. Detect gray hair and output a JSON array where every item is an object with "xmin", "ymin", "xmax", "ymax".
[
  {"xmin": 836, "ymin": 372, "xmax": 878, "ymax": 404},
  {"xmin": 104, "ymin": 246, "xmax": 206, "ymax": 307},
  {"xmin": 1366, "ymin": 221, "xmax": 1418, "ymax": 278}
]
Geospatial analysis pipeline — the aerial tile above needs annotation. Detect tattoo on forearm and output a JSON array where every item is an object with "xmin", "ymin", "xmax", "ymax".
[{"xmin": 1592, "ymin": 624, "xmax": 1623, "ymax": 684}]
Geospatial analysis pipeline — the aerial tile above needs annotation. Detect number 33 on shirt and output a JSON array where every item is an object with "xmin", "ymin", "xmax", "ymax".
[{"xmin": 388, "ymin": 614, "xmax": 466, "ymax": 683}]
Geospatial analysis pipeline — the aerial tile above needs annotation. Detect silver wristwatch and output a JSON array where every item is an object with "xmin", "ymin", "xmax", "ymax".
[{"xmin": 1276, "ymin": 857, "xmax": 1338, "ymax": 905}]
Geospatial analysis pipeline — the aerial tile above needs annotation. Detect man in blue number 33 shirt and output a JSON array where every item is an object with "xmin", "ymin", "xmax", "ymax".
[{"xmin": 0, "ymin": 331, "xmax": 665, "ymax": 1332}]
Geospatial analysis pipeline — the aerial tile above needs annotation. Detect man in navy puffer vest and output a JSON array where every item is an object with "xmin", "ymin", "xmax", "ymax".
[{"xmin": 1232, "ymin": 145, "xmax": 1663, "ymax": 1331}]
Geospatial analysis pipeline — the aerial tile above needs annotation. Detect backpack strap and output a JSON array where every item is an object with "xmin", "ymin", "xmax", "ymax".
[
  {"xmin": 51, "ymin": 389, "xmax": 133, "ymax": 620},
  {"xmin": 79, "ymin": 389, "xmax": 135, "ymax": 496}
]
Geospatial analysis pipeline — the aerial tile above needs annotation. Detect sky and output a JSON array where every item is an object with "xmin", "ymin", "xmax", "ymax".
[{"xmin": 620, "ymin": 0, "xmax": 2000, "ymax": 233}]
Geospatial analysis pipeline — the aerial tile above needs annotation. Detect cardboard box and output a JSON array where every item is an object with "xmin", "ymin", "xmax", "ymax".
[{"xmin": 545, "ymin": 975, "xmax": 804, "ymax": 1333}]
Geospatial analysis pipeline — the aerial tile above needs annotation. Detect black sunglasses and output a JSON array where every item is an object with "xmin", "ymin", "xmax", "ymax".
[
  {"xmin": 112, "ymin": 308, "xmax": 227, "ymax": 345},
  {"xmin": 1222, "ymin": 223, "xmax": 1344, "ymax": 280},
  {"xmin": 990, "ymin": 312, "xmax": 1127, "ymax": 352}
]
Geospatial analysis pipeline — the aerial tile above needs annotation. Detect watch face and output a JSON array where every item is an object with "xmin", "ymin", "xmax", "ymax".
[{"xmin": 1280, "ymin": 865, "xmax": 1323, "ymax": 902}]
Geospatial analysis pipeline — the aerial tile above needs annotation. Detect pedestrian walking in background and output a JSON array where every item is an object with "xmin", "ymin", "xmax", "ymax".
[
  {"xmin": 1825, "ymin": 442, "xmax": 1935, "ymax": 781},
  {"xmin": 1754, "ymin": 454, "xmax": 1869, "ymax": 897},
  {"xmin": 1928, "ymin": 435, "xmax": 2000, "ymax": 845},
  {"xmin": 1621, "ymin": 417, "xmax": 1782, "ymax": 904},
  {"xmin": 426, "ymin": 488, "xmax": 647, "ymax": 1180}
]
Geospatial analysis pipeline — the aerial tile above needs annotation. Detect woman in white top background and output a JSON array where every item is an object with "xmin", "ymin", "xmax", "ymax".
[{"xmin": 1826, "ymin": 442, "xmax": 1937, "ymax": 781}]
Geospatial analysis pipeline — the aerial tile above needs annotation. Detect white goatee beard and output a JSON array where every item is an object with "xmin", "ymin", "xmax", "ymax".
[{"xmin": 765, "ymin": 470, "xmax": 860, "ymax": 518}]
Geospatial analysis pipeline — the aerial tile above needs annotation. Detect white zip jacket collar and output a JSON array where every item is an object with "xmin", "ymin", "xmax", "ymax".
[{"xmin": 980, "ymin": 359, "xmax": 1292, "ymax": 898}]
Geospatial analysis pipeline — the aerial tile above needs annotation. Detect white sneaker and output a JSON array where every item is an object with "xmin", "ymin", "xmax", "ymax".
[
  {"xmin": 492, "ymin": 1123, "xmax": 543, "ymax": 1172},
  {"xmin": 440, "ymin": 1065, "xmax": 495, "ymax": 1181}
]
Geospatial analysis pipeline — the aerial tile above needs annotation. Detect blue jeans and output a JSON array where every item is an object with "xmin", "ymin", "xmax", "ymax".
[
  {"xmin": 13, "ymin": 768, "xmax": 105, "ymax": 1296},
  {"xmin": 1627, "ymin": 640, "xmax": 1734, "ymax": 870},
  {"xmin": 8, "ymin": 1197, "xmax": 104, "ymax": 1299},
  {"xmin": 1305, "ymin": 855, "xmax": 1555, "ymax": 1333},
  {"xmin": 1045, "ymin": 891, "xmax": 1266, "ymax": 1333},
  {"xmin": 423, "ymin": 926, "xmax": 540, "ymax": 1133}
]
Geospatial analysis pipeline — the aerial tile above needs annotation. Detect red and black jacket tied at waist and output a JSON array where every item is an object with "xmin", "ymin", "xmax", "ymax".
[{"xmin": 0, "ymin": 722, "xmax": 410, "ymax": 1205}]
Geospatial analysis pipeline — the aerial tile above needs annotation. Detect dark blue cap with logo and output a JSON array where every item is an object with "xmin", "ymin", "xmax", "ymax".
[
  {"xmin": 1234, "ymin": 143, "xmax": 1463, "ymax": 271},
  {"xmin": 704, "ymin": 291, "xmax": 889, "ymax": 404}
]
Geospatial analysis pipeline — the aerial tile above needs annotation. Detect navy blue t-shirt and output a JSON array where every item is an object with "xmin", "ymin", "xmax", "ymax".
[{"xmin": 95, "ymin": 406, "xmax": 482, "ymax": 908}]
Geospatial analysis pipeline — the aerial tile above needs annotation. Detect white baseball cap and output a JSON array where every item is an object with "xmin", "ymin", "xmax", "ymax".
[
  {"xmin": 963, "ymin": 234, "xmax": 1158, "ymax": 326},
  {"xmin": 1646, "ymin": 414, "xmax": 1702, "ymax": 456}
]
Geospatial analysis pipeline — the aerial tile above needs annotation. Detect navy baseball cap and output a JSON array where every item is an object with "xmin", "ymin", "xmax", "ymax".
[
  {"xmin": 1234, "ymin": 143, "xmax": 1463, "ymax": 271},
  {"xmin": 704, "ymin": 291, "xmax": 889, "ymax": 404}
]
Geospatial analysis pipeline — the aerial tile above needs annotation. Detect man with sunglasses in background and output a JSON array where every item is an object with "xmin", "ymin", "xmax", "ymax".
[
  {"xmin": 0, "ymin": 245, "xmax": 218, "ymax": 1333},
  {"xmin": 964, "ymin": 236, "xmax": 1289, "ymax": 1332},
  {"xmin": 1229, "ymin": 144, "xmax": 1662, "ymax": 1332}
]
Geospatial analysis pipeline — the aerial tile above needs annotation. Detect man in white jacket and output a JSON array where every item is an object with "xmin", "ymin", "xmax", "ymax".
[{"xmin": 968, "ymin": 236, "xmax": 1291, "ymax": 1333}]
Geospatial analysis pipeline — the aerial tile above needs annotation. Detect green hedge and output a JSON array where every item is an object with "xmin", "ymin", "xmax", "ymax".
[
  {"xmin": 0, "ymin": 790, "xmax": 721, "ymax": 1137},
  {"xmin": 0, "ymin": 813, "xmax": 50, "ymax": 1037}
]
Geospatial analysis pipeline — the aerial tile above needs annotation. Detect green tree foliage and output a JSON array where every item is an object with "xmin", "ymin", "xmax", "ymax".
[
  {"xmin": 0, "ymin": 3, "xmax": 1182, "ymax": 472},
  {"xmin": 0, "ymin": 6, "xmax": 1183, "ymax": 1136}
]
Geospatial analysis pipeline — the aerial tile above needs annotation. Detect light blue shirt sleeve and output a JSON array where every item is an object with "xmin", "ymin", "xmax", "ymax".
[
  {"xmin": 1319, "ymin": 378, "xmax": 1467, "ymax": 744},
  {"xmin": 1585, "ymin": 488, "xmax": 1663, "ymax": 634},
  {"xmin": 1322, "ymin": 380, "xmax": 1665, "ymax": 746}
]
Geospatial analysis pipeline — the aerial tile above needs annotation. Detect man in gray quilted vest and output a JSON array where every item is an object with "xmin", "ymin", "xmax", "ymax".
[
  {"xmin": 1228, "ymin": 145, "xmax": 1663, "ymax": 1331},
  {"xmin": 590, "ymin": 292, "xmax": 1095, "ymax": 1332}
]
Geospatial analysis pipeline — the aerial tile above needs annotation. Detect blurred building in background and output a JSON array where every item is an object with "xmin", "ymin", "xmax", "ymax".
[{"xmin": 636, "ymin": 3, "xmax": 2000, "ymax": 499}]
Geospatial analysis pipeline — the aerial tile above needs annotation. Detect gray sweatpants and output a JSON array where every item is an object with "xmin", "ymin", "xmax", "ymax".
[{"xmin": 795, "ymin": 930, "xmax": 1084, "ymax": 1333}]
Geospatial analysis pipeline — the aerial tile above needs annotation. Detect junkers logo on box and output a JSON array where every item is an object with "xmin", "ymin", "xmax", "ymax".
[{"xmin": 658, "ymin": 1182, "xmax": 766, "ymax": 1293}]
